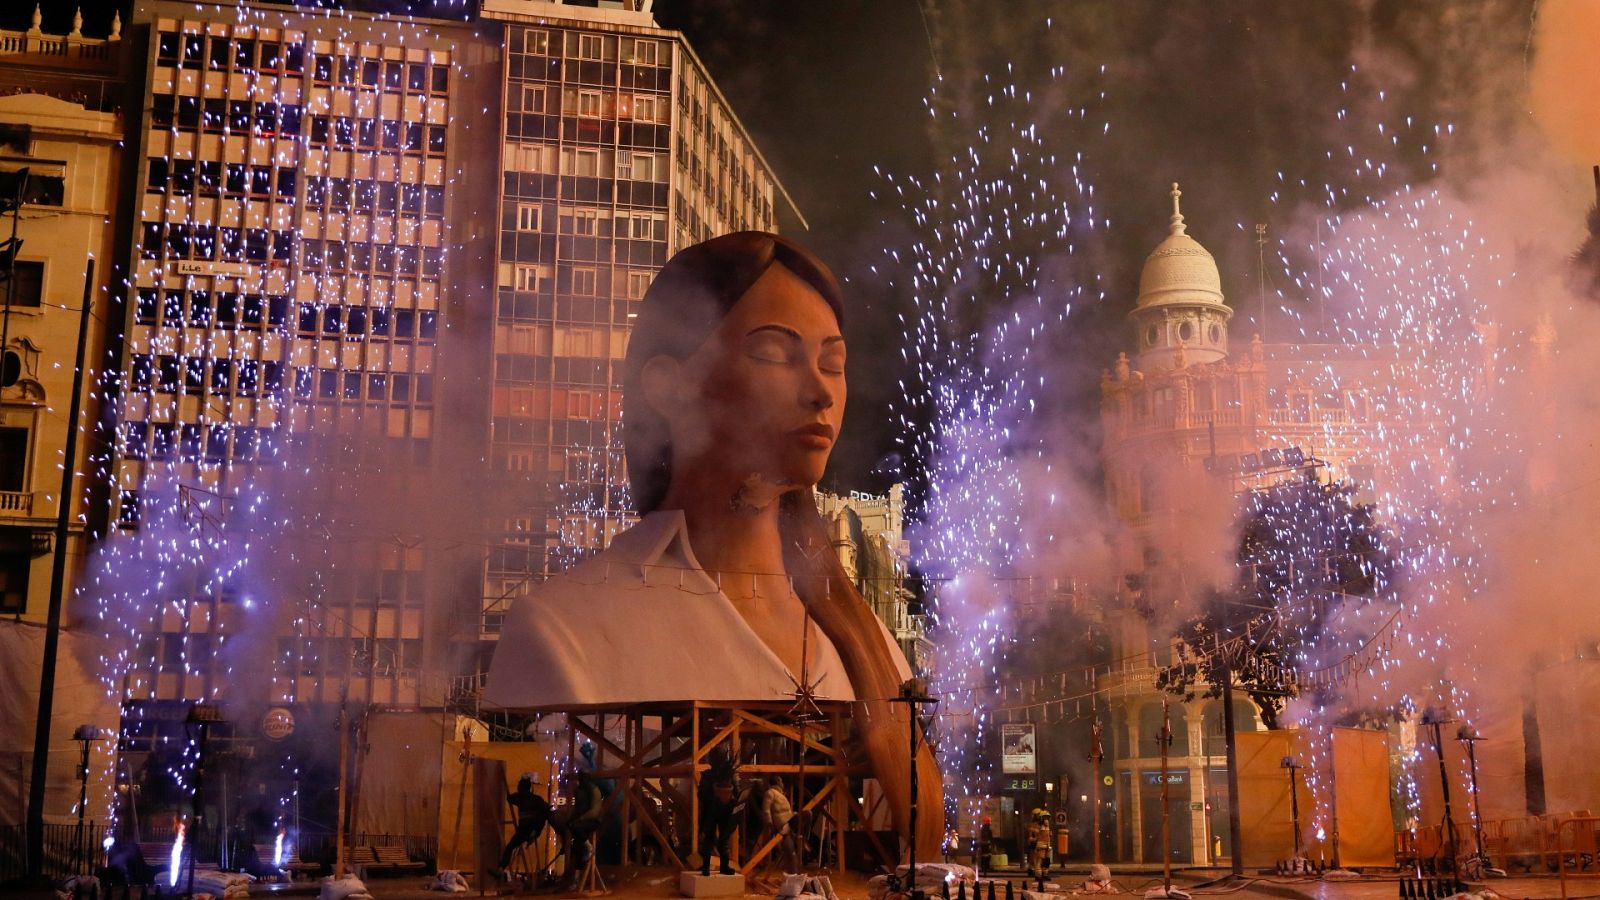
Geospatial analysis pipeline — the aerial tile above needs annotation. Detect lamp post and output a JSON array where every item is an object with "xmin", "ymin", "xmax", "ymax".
[
  {"xmin": 72, "ymin": 725, "xmax": 101, "ymax": 875},
  {"xmin": 1420, "ymin": 709, "xmax": 1461, "ymax": 882},
  {"xmin": 1456, "ymin": 725, "xmax": 1497, "ymax": 875},
  {"xmin": 891, "ymin": 678, "xmax": 938, "ymax": 900},
  {"xmin": 1279, "ymin": 756, "xmax": 1302, "ymax": 861},
  {"xmin": 186, "ymin": 704, "xmax": 223, "ymax": 898},
  {"xmin": 1088, "ymin": 717, "xmax": 1104, "ymax": 866}
]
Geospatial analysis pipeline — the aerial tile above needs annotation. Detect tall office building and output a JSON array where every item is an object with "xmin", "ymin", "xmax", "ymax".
[
  {"xmin": 111, "ymin": 0, "xmax": 498, "ymax": 723},
  {"xmin": 473, "ymin": 0, "xmax": 795, "ymax": 672}
]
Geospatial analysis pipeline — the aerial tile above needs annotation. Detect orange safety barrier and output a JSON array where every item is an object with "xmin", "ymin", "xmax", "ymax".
[{"xmin": 1557, "ymin": 816, "xmax": 1600, "ymax": 900}]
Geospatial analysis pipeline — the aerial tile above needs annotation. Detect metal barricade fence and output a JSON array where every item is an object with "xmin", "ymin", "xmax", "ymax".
[{"xmin": 1557, "ymin": 816, "xmax": 1600, "ymax": 900}]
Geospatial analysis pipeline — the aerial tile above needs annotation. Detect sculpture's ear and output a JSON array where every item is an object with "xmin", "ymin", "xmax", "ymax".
[{"xmin": 640, "ymin": 354, "xmax": 686, "ymax": 421}]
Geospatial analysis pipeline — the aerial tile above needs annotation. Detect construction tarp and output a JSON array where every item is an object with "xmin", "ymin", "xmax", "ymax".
[
  {"xmin": 1236, "ymin": 728, "xmax": 1393, "ymax": 869},
  {"xmin": 0, "ymin": 621, "xmax": 119, "ymax": 826},
  {"xmin": 1333, "ymin": 727, "xmax": 1395, "ymax": 867},
  {"xmin": 351, "ymin": 711, "xmax": 459, "ymax": 838},
  {"xmin": 1236, "ymin": 730, "xmax": 1309, "ymax": 869},
  {"xmin": 437, "ymin": 740, "xmax": 561, "ymax": 872},
  {"xmin": 1536, "ymin": 659, "xmax": 1600, "ymax": 815}
]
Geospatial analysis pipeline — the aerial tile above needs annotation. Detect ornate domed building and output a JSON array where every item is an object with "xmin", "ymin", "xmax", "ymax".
[{"xmin": 1130, "ymin": 184, "xmax": 1232, "ymax": 369}]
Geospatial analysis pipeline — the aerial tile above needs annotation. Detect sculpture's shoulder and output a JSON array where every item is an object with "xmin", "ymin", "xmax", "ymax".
[{"xmin": 525, "ymin": 515, "xmax": 684, "ymax": 602}]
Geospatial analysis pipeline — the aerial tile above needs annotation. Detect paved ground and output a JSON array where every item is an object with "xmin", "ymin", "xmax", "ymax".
[
  {"xmin": 6, "ymin": 867, "xmax": 1594, "ymax": 900},
  {"xmin": 261, "ymin": 867, "xmax": 1597, "ymax": 900}
]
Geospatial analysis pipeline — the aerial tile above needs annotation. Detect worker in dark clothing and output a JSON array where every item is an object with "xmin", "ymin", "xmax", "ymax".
[
  {"xmin": 499, "ymin": 773, "xmax": 552, "ymax": 871},
  {"xmin": 697, "ymin": 764, "xmax": 740, "ymax": 876},
  {"xmin": 564, "ymin": 770, "xmax": 605, "ymax": 879}
]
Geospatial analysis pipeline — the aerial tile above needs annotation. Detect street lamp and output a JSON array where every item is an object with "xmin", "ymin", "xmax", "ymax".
[
  {"xmin": 1279, "ymin": 756, "xmax": 1302, "ymax": 861},
  {"xmin": 72, "ymin": 725, "xmax": 101, "ymax": 876},
  {"xmin": 1419, "ymin": 709, "xmax": 1462, "ymax": 886},
  {"xmin": 890, "ymin": 678, "xmax": 937, "ymax": 900},
  {"xmin": 186, "ymin": 704, "xmax": 224, "ymax": 898},
  {"xmin": 1455, "ymin": 726, "xmax": 1503, "ymax": 877}
]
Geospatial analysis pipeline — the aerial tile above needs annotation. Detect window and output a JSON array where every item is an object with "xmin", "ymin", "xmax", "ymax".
[
  {"xmin": 626, "ymin": 270, "xmax": 652, "ymax": 299},
  {"xmin": 630, "ymin": 152, "xmax": 659, "ymax": 182},
  {"xmin": 573, "ymin": 209, "xmax": 597, "ymax": 236},
  {"xmin": 0, "ymin": 428, "xmax": 26, "ymax": 492},
  {"xmin": 210, "ymin": 359, "xmax": 232, "ymax": 395},
  {"xmin": 630, "ymin": 39, "xmax": 659, "ymax": 66},
  {"xmin": 523, "ymin": 29, "xmax": 550, "ymax": 55},
  {"xmin": 117, "ymin": 490, "xmax": 140, "ymax": 528},
  {"xmin": 576, "ymin": 90, "xmax": 602, "ymax": 118},
  {"xmin": 0, "ymin": 527, "xmax": 30, "ymax": 613},
  {"xmin": 513, "ymin": 265, "xmax": 542, "ymax": 292},
  {"xmin": 129, "ymin": 354, "xmax": 152, "ymax": 390},
  {"xmin": 157, "ymin": 356, "xmax": 179, "ymax": 393},
  {"xmin": 521, "ymin": 84, "xmax": 546, "ymax": 114},
  {"xmin": 150, "ymin": 424, "xmax": 174, "ymax": 460},
  {"xmin": 135, "ymin": 288, "xmax": 158, "ymax": 323},
  {"xmin": 516, "ymin": 203, "xmax": 541, "ymax": 232},
  {"xmin": 122, "ymin": 422, "xmax": 148, "ymax": 461},
  {"xmin": 573, "ymin": 148, "xmax": 599, "ymax": 177},
  {"xmin": 571, "ymin": 268, "xmax": 597, "ymax": 296},
  {"xmin": 633, "ymin": 95, "xmax": 660, "ymax": 122},
  {"xmin": 578, "ymin": 34, "xmax": 603, "ymax": 60},
  {"xmin": 5, "ymin": 261, "xmax": 42, "ymax": 307}
]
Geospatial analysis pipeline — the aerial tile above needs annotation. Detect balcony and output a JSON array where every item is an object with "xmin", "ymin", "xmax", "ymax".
[{"xmin": 0, "ymin": 492, "xmax": 32, "ymax": 515}]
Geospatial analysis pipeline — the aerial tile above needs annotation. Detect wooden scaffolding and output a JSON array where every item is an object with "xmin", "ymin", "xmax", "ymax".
[{"xmin": 561, "ymin": 699, "xmax": 898, "ymax": 875}]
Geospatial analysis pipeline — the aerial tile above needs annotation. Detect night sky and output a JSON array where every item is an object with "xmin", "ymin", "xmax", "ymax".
[{"xmin": 7, "ymin": 0, "xmax": 1546, "ymax": 496}]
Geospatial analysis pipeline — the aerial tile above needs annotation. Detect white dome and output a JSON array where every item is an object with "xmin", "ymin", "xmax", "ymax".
[{"xmin": 1136, "ymin": 184, "xmax": 1227, "ymax": 310}]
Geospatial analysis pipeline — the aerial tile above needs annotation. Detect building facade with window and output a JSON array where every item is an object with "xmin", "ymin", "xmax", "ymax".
[
  {"xmin": 0, "ymin": 10, "xmax": 128, "ymax": 622},
  {"xmin": 110, "ymin": 1, "xmax": 499, "ymax": 717},
  {"xmin": 816, "ymin": 484, "xmax": 928, "ymax": 671},
  {"xmin": 474, "ymin": 0, "xmax": 796, "ymax": 675},
  {"xmin": 1095, "ymin": 188, "xmax": 1386, "ymax": 865}
]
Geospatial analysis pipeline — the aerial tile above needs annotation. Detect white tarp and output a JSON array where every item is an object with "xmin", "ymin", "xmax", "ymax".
[
  {"xmin": 0, "ymin": 620, "xmax": 120, "ymax": 826},
  {"xmin": 486, "ymin": 511, "xmax": 908, "ymax": 711}
]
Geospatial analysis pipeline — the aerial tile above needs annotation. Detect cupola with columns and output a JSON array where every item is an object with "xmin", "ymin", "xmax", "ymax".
[{"xmin": 1129, "ymin": 183, "xmax": 1232, "ymax": 369}]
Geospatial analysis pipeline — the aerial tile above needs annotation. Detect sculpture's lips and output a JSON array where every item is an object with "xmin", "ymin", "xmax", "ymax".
[{"xmin": 789, "ymin": 423, "xmax": 836, "ymax": 447}]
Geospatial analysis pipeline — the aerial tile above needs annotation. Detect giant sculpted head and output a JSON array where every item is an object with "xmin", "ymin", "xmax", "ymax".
[{"xmin": 623, "ymin": 231, "xmax": 847, "ymax": 511}]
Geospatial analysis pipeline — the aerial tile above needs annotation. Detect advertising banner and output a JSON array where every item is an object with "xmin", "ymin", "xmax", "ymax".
[{"xmin": 1001, "ymin": 723, "xmax": 1037, "ymax": 774}]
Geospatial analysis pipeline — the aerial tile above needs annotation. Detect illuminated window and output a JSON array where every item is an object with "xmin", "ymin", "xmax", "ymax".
[
  {"xmin": 629, "ymin": 152, "xmax": 659, "ymax": 182},
  {"xmin": 514, "ymin": 265, "xmax": 542, "ymax": 292},
  {"xmin": 521, "ymin": 84, "xmax": 546, "ymax": 114},
  {"xmin": 576, "ymin": 90, "xmax": 602, "ymax": 118}
]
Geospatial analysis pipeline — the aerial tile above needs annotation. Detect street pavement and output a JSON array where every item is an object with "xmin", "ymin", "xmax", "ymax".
[
  {"xmin": 3, "ymin": 866, "xmax": 1590, "ymax": 900},
  {"xmin": 248, "ymin": 866, "xmax": 1596, "ymax": 900}
]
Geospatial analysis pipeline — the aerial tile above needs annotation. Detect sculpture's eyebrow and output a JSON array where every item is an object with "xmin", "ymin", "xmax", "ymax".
[
  {"xmin": 744, "ymin": 325, "xmax": 846, "ymax": 345},
  {"xmin": 745, "ymin": 324, "xmax": 802, "ymax": 340}
]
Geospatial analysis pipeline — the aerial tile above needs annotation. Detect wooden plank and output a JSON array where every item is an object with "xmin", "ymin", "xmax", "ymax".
[
  {"xmin": 731, "ymin": 710, "xmax": 838, "ymax": 758},
  {"xmin": 693, "ymin": 716, "xmax": 742, "ymax": 763},
  {"xmin": 570, "ymin": 715, "xmax": 630, "ymax": 767},
  {"xmin": 844, "ymin": 789, "xmax": 896, "ymax": 869},
  {"xmin": 629, "ymin": 784, "xmax": 686, "ymax": 871}
]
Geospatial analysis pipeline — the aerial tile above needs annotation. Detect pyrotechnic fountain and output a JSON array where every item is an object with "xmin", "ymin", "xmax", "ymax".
[
  {"xmin": 169, "ymin": 821, "xmax": 185, "ymax": 889},
  {"xmin": 881, "ymin": 4, "xmax": 1600, "ymax": 865}
]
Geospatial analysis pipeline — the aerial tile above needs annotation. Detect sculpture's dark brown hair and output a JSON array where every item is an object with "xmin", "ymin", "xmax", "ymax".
[{"xmin": 621, "ymin": 231, "xmax": 943, "ymax": 852}]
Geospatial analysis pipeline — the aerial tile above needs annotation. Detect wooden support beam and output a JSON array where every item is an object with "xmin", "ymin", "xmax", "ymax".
[
  {"xmin": 731, "ymin": 710, "xmax": 840, "ymax": 758},
  {"xmin": 627, "ymin": 783, "xmax": 686, "ymax": 871},
  {"xmin": 844, "ymin": 789, "xmax": 897, "ymax": 869}
]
